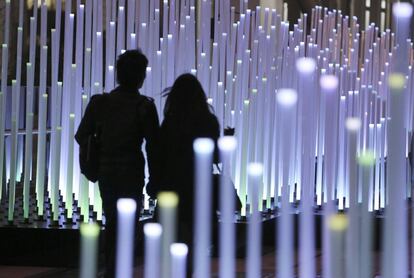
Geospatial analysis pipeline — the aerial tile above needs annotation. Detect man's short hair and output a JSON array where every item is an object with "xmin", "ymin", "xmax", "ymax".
[{"xmin": 116, "ymin": 49, "xmax": 148, "ymax": 88}]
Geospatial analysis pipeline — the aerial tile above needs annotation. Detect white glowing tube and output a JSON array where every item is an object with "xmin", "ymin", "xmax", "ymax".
[
  {"xmin": 116, "ymin": 6, "xmax": 125, "ymax": 56},
  {"xmin": 8, "ymin": 81, "xmax": 18, "ymax": 222},
  {"xmin": 36, "ymin": 93, "xmax": 48, "ymax": 218},
  {"xmin": 0, "ymin": 44, "xmax": 8, "ymax": 202},
  {"xmin": 276, "ymin": 88, "xmax": 297, "ymax": 278},
  {"xmin": 239, "ymin": 100, "xmax": 250, "ymax": 216},
  {"xmin": 52, "ymin": 126, "xmax": 62, "ymax": 222},
  {"xmin": 80, "ymin": 223, "xmax": 100, "ymax": 278},
  {"xmin": 144, "ymin": 223, "xmax": 162, "ymax": 278},
  {"xmin": 297, "ymin": 57, "xmax": 317, "ymax": 278},
  {"xmin": 80, "ymin": 95, "xmax": 89, "ymax": 222},
  {"xmin": 247, "ymin": 163, "xmax": 263, "ymax": 278},
  {"xmin": 170, "ymin": 243, "xmax": 188, "ymax": 278},
  {"xmin": 193, "ymin": 138, "xmax": 214, "ymax": 278},
  {"xmin": 126, "ymin": 0, "xmax": 135, "ymax": 49},
  {"xmin": 345, "ymin": 117, "xmax": 361, "ymax": 278},
  {"xmin": 320, "ymin": 74, "xmax": 339, "ymax": 278},
  {"xmin": 23, "ymin": 112, "xmax": 33, "ymax": 220},
  {"xmin": 116, "ymin": 198, "xmax": 137, "ymax": 278},
  {"xmin": 218, "ymin": 136, "xmax": 237, "ymax": 278}
]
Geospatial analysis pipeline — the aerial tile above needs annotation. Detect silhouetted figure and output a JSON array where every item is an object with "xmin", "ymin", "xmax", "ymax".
[
  {"xmin": 147, "ymin": 73, "xmax": 220, "ymax": 276},
  {"xmin": 75, "ymin": 50, "xmax": 160, "ymax": 278}
]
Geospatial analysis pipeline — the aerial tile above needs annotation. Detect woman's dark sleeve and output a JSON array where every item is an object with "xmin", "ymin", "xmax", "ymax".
[{"xmin": 142, "ymin": 100, "xmax": 161, "ymax": 198}]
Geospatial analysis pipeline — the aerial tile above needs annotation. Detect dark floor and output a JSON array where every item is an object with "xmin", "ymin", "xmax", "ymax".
[{"xmin": 0, "ymin": 249, "xmax": 386, "ymax": 278}]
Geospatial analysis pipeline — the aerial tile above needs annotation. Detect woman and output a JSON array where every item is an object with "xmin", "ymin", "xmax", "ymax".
[{"xmin": 147, "ymin": 73, "xmax": 220, "ymax": 245}]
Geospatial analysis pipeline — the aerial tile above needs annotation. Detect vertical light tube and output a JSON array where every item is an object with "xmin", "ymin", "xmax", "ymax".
[
  {"xmin": 23, "ymin": 112, "xmax": 33, "ymax": 220},
  {"xmin": 8, "ymin": 81, "xmax": 18, "ymax": 222},
  {"xmin": 144, "ymin": 223, "xmax": 162, "ymax": 278},
  {"xmin": 320, "ymin": 75, "xmax": 339, "ymax": 278},
  {"xmin": 239, "ymin": 100, "xmax": 250, "ymax": 216},
  {"xmin": 0, "ymin": 44, "xmax": 8, "ymax": 201},
  {"xmin": 80, "ymin": 95, "xmax": 89, "ymax": 222},
  {"xmin": 80, "ymin": 223, "xmax": 100, "ymax": 278},
  {"xmin": 52, "ymin": 127, "xmax": 62, "ymax": 222},
  {"xmin": 36, "ymin": 93, "xmax": 48, "ymax": 218},
  {"xmin": 218, "ymin": 136, "xmax": 237, "ymax": 278},
  {"xmin": 115, "ymin": 198, "xmax": 137, "ymax": 278},
  {"xmin": 193, "ymin": 138, "xmax": 214, "ymax": 278},
  {"xmin": 358, "ymin": 151, "xmax": 375, "ymax": 278},
  {"xmin": 170, "ymin": 243, "xmax": 189, "ymax": 278},
  {"xmin": 345, "ymin": 117, "xmax": 361, "ymax": 278},
  {"xmin": 247, "ymin": 163, "xmax": 263, "ymax": 278},
  {"xmin": 297, "ymin": 57, "xmax": 317, "ymax": 278},
  {"xmin": 328, "ymin": 214, "xmax": 348, "ymax": 278},
  {"xmin": 158, "ymin": 192, "xmax": 178, "ymax": 278},
  {"xmin": 276, "ymin": 88, "xmax": 298, "ymax": 278},
  {"xmin": 116, "ymin": 6, "xmax": 125, "ymax": 56},
  {"xmin": 383, "ymin": 4, "xmax": 412, "ymax": 278}
]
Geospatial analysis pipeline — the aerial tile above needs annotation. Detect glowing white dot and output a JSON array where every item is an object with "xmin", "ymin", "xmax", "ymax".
[
  {"xmin": 117, "ymin": 198, "xmax": 137, "ymax": 214},
  {"xmin": 144, "ymin": 223, "xmax": 162, "ymax": 237},
  {"xmin": 345, "ymin": 117, "xmax": 361, "ymax": 131},
  {"xmin": 248, "ymin": 163, "xmax": 263, "ymax": 176},
  {"xmin": 170, "ymin": 243, "xmax": 188, "ymax": 257},
  {"xmin": 108, "ymin": 66, "xmax": 114, "ymax": 71},
  {"xmin": 393, "ymin": 2, "xmax": 413, "ymax": 18},
  {"xmin": 193, "ymin": 138, "xmax": 214, "ymax": 154},
  {"xmin": 320, "ymin": 75, "xmax": 339, "ymax": 91},
  {"xmin": 276, "ymin": 89, "xmax": 298, "ymax": 107},
  {"xmin": 218, "ymin": 136, "xmax": 237, "ymax": 152},
  {"xmin": 296, "ymin": 57, "xmax": 316, "ymax": 74}
]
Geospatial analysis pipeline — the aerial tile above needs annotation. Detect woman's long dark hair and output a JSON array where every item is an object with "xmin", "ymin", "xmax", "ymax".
[{"xmin": 163, "ymin": 74, "xmax": 215, "ymax": 132}]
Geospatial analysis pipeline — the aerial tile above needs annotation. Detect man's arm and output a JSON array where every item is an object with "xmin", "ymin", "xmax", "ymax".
[{"xmin": 142, "ymin": 100, "xmax": 161, "ymax": 198}]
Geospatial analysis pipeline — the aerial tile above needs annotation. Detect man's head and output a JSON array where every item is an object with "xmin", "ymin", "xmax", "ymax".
[{"xmin": 116, "ymin": 49, "xmax": 148, "ymax": 89}]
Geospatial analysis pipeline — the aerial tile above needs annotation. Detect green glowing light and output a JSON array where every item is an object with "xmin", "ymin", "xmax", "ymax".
[
  {"xmin": 328, "ymin": 214, "xmax": 348, "ymax": 231},
  {"xmin": 158, "ymin": 192, "xmax": 179, "ymax": 208},
  {"xmin": 357, "ymin": 150, "xmax": 375, "ymax": 167},
  {"xmin": 80, "ymin": 223, "xmax": 100, "ymax": 237},
  {"xmin": 388, "ymin": 73, "xmax": 405, "ymax": 90}
]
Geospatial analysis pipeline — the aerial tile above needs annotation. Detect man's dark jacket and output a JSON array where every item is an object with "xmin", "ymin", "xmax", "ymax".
[{"xmin": 75, "ymin": 86, "xmax": 160, "ymax": 194}]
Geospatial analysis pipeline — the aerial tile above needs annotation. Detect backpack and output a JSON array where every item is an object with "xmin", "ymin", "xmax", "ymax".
[{"xmin": 79, "ymin": 94, "xmax": 108, "ymax": 182}]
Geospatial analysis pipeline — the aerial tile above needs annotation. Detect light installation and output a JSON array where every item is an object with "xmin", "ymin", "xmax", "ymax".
[
  {"xmin": 1, "ymin": 0, "xmax": 414, "ymax": 275},
  {"xmin": 0, "ymin": 0, "xmax": 413, "ymax": 230}
]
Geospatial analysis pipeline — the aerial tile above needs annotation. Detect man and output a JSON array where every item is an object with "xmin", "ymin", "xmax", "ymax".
[{"xmin": 75, "ymin": 50, "xmax": 160, "ymax": 277}]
